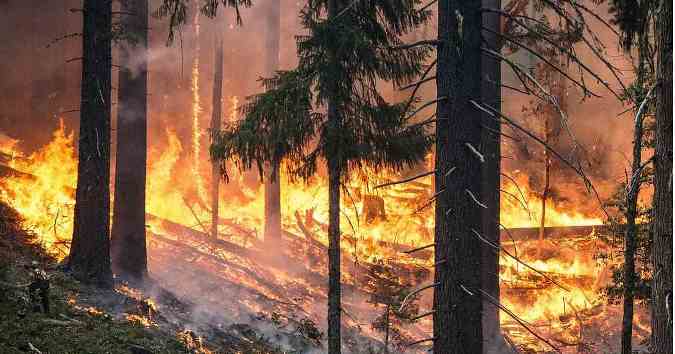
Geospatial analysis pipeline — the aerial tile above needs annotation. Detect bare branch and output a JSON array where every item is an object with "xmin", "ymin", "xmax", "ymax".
[
  {"xmin": 400, "ymin": 283, "xmax": 439, "ymax": 312},
  {"xmin": 470, "ymin": 228, "xmax": 570, "ymax": 291},
  {"xmin": 466, "ymin": 189, "xmax": 488, "ymax": 209},
  {"xmin": 374, "ymin": 170, "xmax": 435, "ymax": 189},
  {"xmin": 391, "ymin": 39, "xmax": 442, "ymax": 50},
  {"xmin": 406, "ymin": 96, "xmax": 447, "ymax": 120},
  {"xmin": 403, "ymin": 243, "xmax": 435, "ymax": 254}
]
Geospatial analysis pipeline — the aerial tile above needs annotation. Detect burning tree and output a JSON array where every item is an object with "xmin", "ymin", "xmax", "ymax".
[{"xmin": 211, "ymin": 1, "xmax": 433, "ymax": 352}]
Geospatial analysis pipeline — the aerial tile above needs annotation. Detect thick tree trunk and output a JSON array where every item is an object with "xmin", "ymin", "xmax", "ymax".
[
  {"xmin": 68, "ymin": 0, "xmax": 113, "ymax": 288},
  {"xmin": 480, "ymin": 0, "xmax": 503, "ymax": 352},
  {"xmin": 210, "ymin": 36, "xmax": 224, "ymax": 239},
  {"xmin": 433, "ymin": 1, "xmax": 484, "ymax": 353},
  {"xmin": 264, "ymin": 0, "xmax": 282, "ymax": 244},
  {"xmin": 111, "ymin": 0, "xmax": 149, "ymax": 283},
  {"xmin": 651, "ymin": 1, "xmax": 672, "ymax": 352}
]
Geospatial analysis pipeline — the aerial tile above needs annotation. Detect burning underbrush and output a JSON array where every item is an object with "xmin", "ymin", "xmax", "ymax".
[{"xmin": 0, "ymin": 123, "xmax": 650, "ymax": 353}]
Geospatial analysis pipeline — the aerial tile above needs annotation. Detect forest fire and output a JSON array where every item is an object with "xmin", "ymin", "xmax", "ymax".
[
  {"xmin": 0, "ymin": 119, "xmax": 643, "ymax": 352},
  {"xmin": 0, "ymin": 1, "xmax": 669, "ymax": 353}
]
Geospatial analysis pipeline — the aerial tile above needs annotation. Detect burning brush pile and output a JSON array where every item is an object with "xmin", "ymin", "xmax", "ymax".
[{"xmin": 0, "ymin": 122, "xmax": 650, "ymax": 353}]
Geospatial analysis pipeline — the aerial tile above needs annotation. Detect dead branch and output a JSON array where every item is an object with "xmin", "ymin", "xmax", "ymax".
[
  {"xmin": 399, "ymin": 282, "xmax": 439, "ymax": 312},
  {"xmin": 406, "ymin": 96, "xmax": 447, "ymax": 120},
  {"xmin": 405, "ymin": 59, "xmax": 437, "ymax": 112},
  {"xmin": 403, "ymin": 243, "xmax": 435, "ymax": 254},
  {"xmin": 410, "ymin": 310, "xmax": 435, "ymax": 321},
  {"xmin": 465, "ymin": 189, "xmax": 488, "ymax": 209},
  {"xmin": 475, "ymin": 287, "xmax": 561, "ymax": 353},
  {"xmin": 390, "ymin": 39, "xmax": 441, "ymax": 50},
  {"xmin": 469, "ymin": 228, "xmax": 569, "ymax": 292},
  {"xmin": 374, "ymin": 170, "xmax": 436, "ymax": 189}
]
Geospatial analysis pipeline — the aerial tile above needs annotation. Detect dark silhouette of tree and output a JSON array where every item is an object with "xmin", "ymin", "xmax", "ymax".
[
  {"xmin": 68, "ymin": 0, "xmax": 113, "ymax": 288},
  {"xmin": 111, "ymin": 0, "xmax": 150, "ymax": 283},
  {"xmin": 209, "ymin": 35, "xmax": 224, "ymax": 239},
  {"xmin": 211, "ymin": 2, "xmax": 432, "ymax": 352}
]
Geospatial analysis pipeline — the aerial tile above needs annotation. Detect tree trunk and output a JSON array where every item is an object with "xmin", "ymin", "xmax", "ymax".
[
  {"xmin": 621, "ymin": 92, "xmax": 644, "ymax": 354},
  {"xmin": 264, "ymin": 0, "xmax": 282, "ymax": 244},
  {"xmin": 68, "ymin": 0, "xmax": 113, "ymax": 288},
  {"xmin": 327, "ymin": 157, "xmax": 342, "ymax": 354},
  {"xmin": 538, "ymin": 133, "xmax": 550, "ymax": 256},
  {"xmin": 651, "ymin": 1, "xmax": 672, "ymax": 352},
  {"xmin": 433, "ymin": 1, "xmax": 484, "ymax": 353},
  {"xmin": 326, "ymin": 1, "xmax": 342, "ymax": 351},
  {"xmin": 621, "ymin": 43, "xmax": 649, "ymax": 354},
  {"xmin": 383, "ymin": 304, "xmax": 390, "ymax": 354},
  {"xmin": 210, "ymin": 36, "xmax": 224, "ymax": 239},
  {"xmin": 480, "ymin": 0, "xmax": 502, "ymax": 352},
  {"xmin": 111, "ymin": 0, "xmax": 149, "ymax": 283}
]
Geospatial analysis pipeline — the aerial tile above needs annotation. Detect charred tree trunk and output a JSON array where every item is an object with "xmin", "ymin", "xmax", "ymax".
[
  {"xmin": 326, "ymin": 2, "xmax": 342, "ymax": 351},
  {"xmin": 210, "ymin": 36, "xmax": 224, "ymax": 239},
  {"xmin": 651, "ymin": 0, "xmax": 672, "ymax": 352},
  {"xmin": 327, "ymin": 156, "xmax": 342, "ymax": 354},
  {"xmin": 538, "ymin": 123, "xmax": 550, "ymax": 256},
  {"xmin": 264, "ymin": 0, "xmax": 282, "ymax": 244},
  {"xmin": 433, "ymin": 1, "xmax": 484, "ymax": 353},
  {"xmin": 111, "ymin": 0, "xmax": 149, "ymax": 282},
  {"xmin": 68, "ymin": 0, "xmax": 113, "ymax": 288},
  {"xmin": 480, "ymin": 0, "xmax": 503, "ymax": 352}
]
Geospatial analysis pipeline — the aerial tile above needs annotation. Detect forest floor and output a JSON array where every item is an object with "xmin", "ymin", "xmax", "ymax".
[{"xmin": 0, "ymin": 202, "xmax": 289, "ymax": 354}]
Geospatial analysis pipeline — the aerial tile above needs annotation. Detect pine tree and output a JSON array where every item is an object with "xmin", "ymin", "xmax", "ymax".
[
  {"xmin": 68, "ymin": 0, "xmax": 113, "ymax": 288},
  {"xmin": 111, "ymin": 0, "xmax": 150, "ymax": 283},
  {"xmin": 212, "ymin": 2, "xmax": 432, "ymax": 352}
]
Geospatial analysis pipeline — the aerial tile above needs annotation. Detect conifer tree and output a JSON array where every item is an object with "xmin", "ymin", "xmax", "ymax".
[{"xmin": 211, "ymin": 2, "xmax": 432, "ymax": 352}]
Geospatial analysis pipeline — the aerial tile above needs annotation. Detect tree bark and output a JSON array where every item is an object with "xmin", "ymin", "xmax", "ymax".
[
  {"xmin": 651, "ymin": 1, "xmax": 672, "ymax": 352},
  {"xmin": 264, "ymin": 0, "xmax": 282, "ymax": 244},
  {"xmin": 111, "ymin": 0, "xmax": 149, "ymax": 283},
  {"xmin": 68, "ymin": 0, "xmax": 113, "ymax": 288},
  {"xmin": 480, "ymin": 0, "xmax": 503, "ymax": 352},
  {"xmin": 433, "ymin": 1, "xmax": 484, "ymax": 353},
  {"xmin": 210, "ymin": 36, "xmax": 224, "ymax": 239}
]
